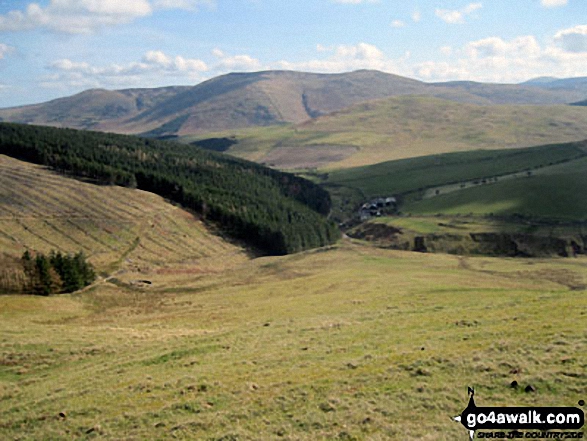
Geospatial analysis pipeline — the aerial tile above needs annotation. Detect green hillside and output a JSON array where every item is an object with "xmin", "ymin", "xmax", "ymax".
[
  {"xmin": 0, "ymin": 70, "xmax": 432, "ymax": 135},
  {"xmin": 3, "ymin": 71, "xmax": 587, "ymax": 139},
  {"xmin": 0, "ymin": 123, "xmax": 339, "ymax": 255},
  {"xmin": 1, "ymin": 241, "xmax": 586, "ymax": 439},
  {"xmin": 205, "ymin": 96, "xmax": 587, "ymax": 170},
  {"xmin": 0, "ymin": 119, "xmax": 585, "ymax": 441},
  {"xmin": 402, "ymin": 156, "xmax": 587, "ymax": 220},
  {"xmin": 0, "ymin": 87, "xmax": 188, "ymax": 131},
  {"xmin": 324, "ymin": 141, "xmax": 587, "ymax": 220}
]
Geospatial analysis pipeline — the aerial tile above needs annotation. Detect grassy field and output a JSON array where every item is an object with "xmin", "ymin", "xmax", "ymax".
[
  {"xmin": 1, "ymin": 242, "xmax": 586, "ymax": 440},
  {"xmin": 186, "ymin": 96, "xmax": 587, "ymax": 170},
  {"xmin": 321, "ymin": 141, "xmax": 587, "ymax": 223},
  {"xmin": 351, "ymin": 215, "xmax": 587, "ymax": 257},
  {"xmin": 326, "ymin": 142, "xmax": 586, "ymax": 198},
  {"xmin": 1, "ymin": 154, "xmax": 586, "ymax": 440},
  {"xmin": 369, "ymin": 215, "xmax": 587, "ymax": 236},
  {"xmin": 402, "ymin": 156, "xmax": 587, "ymax": 220}
]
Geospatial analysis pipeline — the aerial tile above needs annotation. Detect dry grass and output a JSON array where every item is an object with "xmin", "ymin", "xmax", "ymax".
[
  {"xmin": 0, "ymin": 154, "xmax": 585, "ymax": 440},
  {"xmin": 0, "ymin": 155, "xmax": 248, "ymax": 278},
  {"xmin": 217, "ymin": 96, "xmax": 587, "ymax": 170},
  {"xmin": 0, "ymin": 241, "xmax": 585, "ymax": 440}
]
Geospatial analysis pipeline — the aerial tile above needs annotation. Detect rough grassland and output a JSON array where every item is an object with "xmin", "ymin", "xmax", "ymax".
[
  {"xmin": 0, "ymin": 155, "xmax": 585, "ymax": 440},
  {"xmin": 1, "ymin": 241, "xmax": 586, "ymax": 440},
  {"xmin": 323, "ymin": 142, "xmax": 587, "ymax": 223},
  {"xmin": 190, "ymin": 96, "xmax": 587, "ymax": 170},
  {"xmin": 0, "ymin": 154, "xmax": 248, "ymax": 275},
  {"xmin": 326, "ymin": 142, "xmax": 586, "ymax": 199},
  {"xmin": 402, "ymin": 156, "xmax": 587, "ymax": 220},
  {"xmin": 371, "ymin": 215, "xmax": 587, "ymax": 236}
]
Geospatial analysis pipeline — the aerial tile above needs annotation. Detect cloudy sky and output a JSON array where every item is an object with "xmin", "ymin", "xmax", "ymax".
[{"xmin": 0, "ymin": 0, "xmax": 586, "ymax": 107}]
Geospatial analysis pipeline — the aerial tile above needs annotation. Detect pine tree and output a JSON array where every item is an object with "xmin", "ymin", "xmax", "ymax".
[{"xmin": 34, "ymin": 255, "xmax": 53, "ymax": 296}]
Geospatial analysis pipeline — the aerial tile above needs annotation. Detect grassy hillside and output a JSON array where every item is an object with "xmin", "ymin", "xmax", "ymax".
[
  {"xmin": 0, "ymin": 241, "xmax": 585, "ymax": 439},
  {"xmin": 0, "ymin": 70, "xmax": 431, "ymax": 135},
  {"xmin": 0, "ymin": 155, "xmax": 247, "ymax": 277},
  {"xmin": 522, "ymin": 76, "xmax": 587, "ymax": 92},
  {"xmin": 204, "ymin": 96, "xmax": 587, "ymax": 170},
  {"xmin": 0, "ymin": 87, "xmax": 188, "ymax": 131},
  {"xmin": 2, "ymin": 70, "xmax": 587, "ymax": 138},
  {"xmin": 431, "ymin": 79, "xmax": 587, "ymax": 104},
  {"xmin": 0, "ymin": 129, "xmax": 584, "ymax": 440},
  {"xmin": 402, "ymin": 156, "xmax": 587, "ymax": 220},
  {"xmin": 0, "ymin": 123, "xmax": 339, "ymax": 255},
  {"xmin": 326, "ymin": 141, "xmax": 586, "ymax": 196},
  {"xmin": 324, "ymin": 142, "xmax": 587, "ymax": 211}
]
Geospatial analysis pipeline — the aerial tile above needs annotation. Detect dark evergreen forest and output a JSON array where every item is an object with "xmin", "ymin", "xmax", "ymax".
[
  {"xmin": 0, "ymin": 123, "xmax": 340, "ymax": 255},
  {"xmin": 21, "ymin": 250, "xmax": 95, "ymax": 296}
]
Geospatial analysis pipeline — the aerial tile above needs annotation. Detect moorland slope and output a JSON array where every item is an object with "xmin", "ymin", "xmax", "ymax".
[
  {"xmin": 0, "ymin": 123, "xmax": 339, "ymax": 255},
  {"xmin": 218, "ymin": 96, "xmax": 587, "ymax": 169},
  {"xmin": 1, "ymin": 239, "xmax": 585, "ymax": 439},
  {"xmin": 0, "ymin": 154, "xmax": 248, "ymax": 291},
  {"xmin": 2, "ymin": 70, "xmax": 587, "ymax": 137}
]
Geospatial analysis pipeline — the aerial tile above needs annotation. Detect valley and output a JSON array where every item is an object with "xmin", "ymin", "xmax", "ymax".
[
  {"xmin": 1, "ymin": 228, "xmax": 586, "ymax": 440},
  {"xmin": 0, "ymin": 69, "xmax": 586, "ymax": 440}
]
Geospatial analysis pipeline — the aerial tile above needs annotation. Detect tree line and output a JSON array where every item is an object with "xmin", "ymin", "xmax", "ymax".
[
  {"xmin": 0, "ymin": 122, "xmax": 340, "ymax": 255},
  {"xmin": 21, "ymin": 250, "xmax": 95, "ymax": 296}
]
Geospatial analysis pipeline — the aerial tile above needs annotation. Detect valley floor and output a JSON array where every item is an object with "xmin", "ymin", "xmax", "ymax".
[{"xmin": 1, "ymin": 240, "xmax": 586, "ymax": 440}]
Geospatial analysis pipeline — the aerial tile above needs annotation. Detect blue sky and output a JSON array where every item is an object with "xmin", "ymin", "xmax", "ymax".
[{"xmin": 0, "ymin": 0, "xmax": 586, "ymax": 107}]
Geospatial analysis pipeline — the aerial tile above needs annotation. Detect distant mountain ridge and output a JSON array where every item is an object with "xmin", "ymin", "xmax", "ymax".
[
  {"xmin": 523, "ymin": 76, "xmax": 587, "ymax": 90},
  {"xmin": 521, "ymin": 77, "xmax": 560, "ymax": 85},
  {"xmin": 0, "ymin": 86, "xmax": 189, "ymax": 132},
  {"xmin": 1, "ymin": 70, "xmax": 587, "ymax": 137}
]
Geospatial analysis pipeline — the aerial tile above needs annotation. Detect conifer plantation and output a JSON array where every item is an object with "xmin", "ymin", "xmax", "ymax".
[
  {"xmin": 0, "ymin": 123, "xmax": 340, "ymax": 255},
  {"xmin": 20, "ymin": 251, "xmax": 95, "ymax": 296}
]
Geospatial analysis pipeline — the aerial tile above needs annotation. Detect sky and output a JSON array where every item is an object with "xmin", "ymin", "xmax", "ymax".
[{"xmin": 0, "ymin": 0, "xmax": 586, "ymax": 107}]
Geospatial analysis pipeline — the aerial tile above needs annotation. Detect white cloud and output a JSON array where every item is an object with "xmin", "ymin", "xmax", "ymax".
[
  {"xmin": 45, "ymin": 50, "xmax": 209, "ymax": 91},
  {"xmin": 436, "ymin": 2, "xmax": 482, "ymax": 25},
  {"xmin": 415, "ymin": 61, "xmax": 470, "ymax": 82},
  {"xmin": 413, "ymin": 30, "xmax": 587, "ymax": 83},
  {"xmin": 43, "ymin": 47, "xmax": 263, "ymax": 91},
  {"xmin": 466, "ymin": 36, "xmax": 541, "ymax": 58},
  {"xmin": 153, "ymin": 0, "xmax": 214, "ymax": 9},
  {"xmin": 0, "ymin": 43, "xmax": 14, "ymax": 60},
  {"xmin": 0, "ymin": 0, "xmax": 214, "ymax": 34},
  {"xmin": 411, "ymin": 11, "xmax": 421, "ymax": 22},
  {"xmin": 391, "ymin": 20, "xmax": 405, "ymax": 28},
  {"xmin": 553, "ymin": 25, "xmax": 587, "ymax": 53},
  {"xmin": 212, "ymin": 49, "xmax": 261, "ymax": 71},
  {"xmin": 174, "ymin": 56, "xmax": 209, "ymax": 72},
  {"xmin": 143, "ymin": 51, "xmax": 209, "ymax": 72},
  {"xmin": 337, "ymin": 43, "xmax": 383, "ymax": 59},
  {"xmin": 276, "ymin": 42, "xmax": 401, "ymax": 74},
  {"xmin": 316, "ymin": 44, "xmax": 333, "ymax": 53},
  {"xmin": 464, "ymin": 3, "xmax": 483, "ymax": 13},
  {"xmin": 143, "ymin": 50, "xmax": 173, "ymax": 67},
  {"xmin": 541, "ymin": 0, "xmax": 568, "ymax": 7},
  {"xmin": 435, "ymin": 9, "xmax": 463, "ymax": 25}
]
